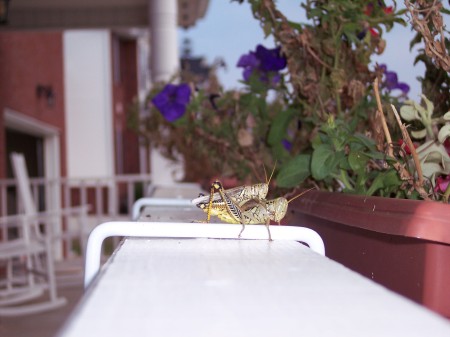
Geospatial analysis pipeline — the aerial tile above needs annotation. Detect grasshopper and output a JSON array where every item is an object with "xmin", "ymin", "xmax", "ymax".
[
  {"xmin": 194, "ymin": 180, "xmax": 314, "ymax": 240},
  {"xmin": 191, "ymin": 164, "xmax": 276, "ymax": 222}
]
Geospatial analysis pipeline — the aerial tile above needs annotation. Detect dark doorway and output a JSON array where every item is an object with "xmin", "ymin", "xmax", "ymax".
[
  {"xmin": 6, "ymin": 129, "xmax": 44, "ymax": 179},
  {"xmin": 5, "ymin": 129, "xmax": 45, "ymax": 214}
]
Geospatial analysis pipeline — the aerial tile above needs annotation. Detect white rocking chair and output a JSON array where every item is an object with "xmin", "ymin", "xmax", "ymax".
[{"xmin": 0, "ymin": 152, "xmax": 88, "ymax": 316}]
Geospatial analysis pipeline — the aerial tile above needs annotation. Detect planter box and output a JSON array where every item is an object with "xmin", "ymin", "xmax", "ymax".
[{"xmin": 286, "ymin": 190, "xmax": 450, "ymax": 318}]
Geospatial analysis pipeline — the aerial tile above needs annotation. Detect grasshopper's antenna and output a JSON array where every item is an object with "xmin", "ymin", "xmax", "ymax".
[
  {"xmin": 263, "ymin": 164, "xmax": 268, "ymax": 184},
  {"xmin": 287, "ymin": 187, "xmax": 316, "ymax": 203},
  {"xmin": 267, "ymin": 160, "xmax": 277, "ymax": 184}
]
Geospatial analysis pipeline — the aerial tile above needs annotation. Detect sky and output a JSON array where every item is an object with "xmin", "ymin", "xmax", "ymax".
[{"xmin": 178, "ymin": 1, "xmax": 449, "ymax": 100}]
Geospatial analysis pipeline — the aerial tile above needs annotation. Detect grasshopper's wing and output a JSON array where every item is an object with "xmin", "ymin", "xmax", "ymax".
[
  {"xmin": 240, "ymin": 199, "xmax": 269, "ymax": 224},
  {"xmin": 216, "ymin": 198, "xmax": 266, "ymax": 225},
  {"xmin": 191, "ymin": 192, "xmax": 222, "ymax": 206},
  {"xmin": 191, "ymin": 185, "xmax": 247, "ymax": 206},
  {"xmin": 216, "ymin": 199, "xmax": 268, "ymax": 225}
]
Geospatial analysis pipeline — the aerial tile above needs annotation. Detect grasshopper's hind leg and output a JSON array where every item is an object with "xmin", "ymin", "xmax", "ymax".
[
  {"xmin": 265, "ymin": 220, "xmax": 273, "ymax": 241},
  {"xmin": 238, "ymin": 223, "xmax": 246, "ymax": 238},
  {"xmin": 238, "ymin": 223, "xmax": 272, "ymax": 240}
]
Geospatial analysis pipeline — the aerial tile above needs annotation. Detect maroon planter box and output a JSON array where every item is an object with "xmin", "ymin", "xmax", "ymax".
[{"xmin": 285, "ymin": 190, "xmax": 450, "ymax": 318}]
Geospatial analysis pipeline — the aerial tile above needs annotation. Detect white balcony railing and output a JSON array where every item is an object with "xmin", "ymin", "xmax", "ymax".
[
  {"xmin": 0, "ymin": 174, "xmax": 152, "ymax": 258},
  {"xmin": 0, "ymin": 174, "xmax": 152, "ymax": 218}
]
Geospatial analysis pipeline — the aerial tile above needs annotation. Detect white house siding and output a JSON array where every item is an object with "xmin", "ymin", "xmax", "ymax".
[{"xmin": 63, "ymin": 30, "xmax": 114, "ymax": 179}]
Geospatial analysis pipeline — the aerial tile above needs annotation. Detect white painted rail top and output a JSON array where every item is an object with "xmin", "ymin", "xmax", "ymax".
[
  {"xmin": 59, "ymin": 238, "xmax": 450, "ymax": 337},
  {"xmin": 83, "ymin": 222, "xmax": 326, "ymax": 288}
]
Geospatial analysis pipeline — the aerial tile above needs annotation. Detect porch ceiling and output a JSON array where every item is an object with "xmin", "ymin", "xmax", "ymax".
[{"xmin": 2, "ymin": 0, "xmax": 209, "ymax": 30}]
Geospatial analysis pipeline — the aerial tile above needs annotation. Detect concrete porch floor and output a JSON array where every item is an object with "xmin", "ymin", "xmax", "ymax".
[{"xmin": 0, "ymin": 260, "xmax": 85, "ymax": 337}]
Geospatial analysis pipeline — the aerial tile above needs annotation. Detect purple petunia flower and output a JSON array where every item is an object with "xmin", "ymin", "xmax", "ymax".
[
  {"xmin": 282, "ymin": 139, "xmax": 293, "ymax": 151},
  {"xmin": 237, "ymin": 45, "xmax": 287, "ymax": 83},
  {"xmin": 255, "ymin": 45, "xmax": 287, "ymax": 72},
  {"xmin": 379, "ymin": 64, "xmax": 410, "ymax": 95},
  {"xmin": 151, "ymin": 83, "xmax": 191, "ymax": 122}
]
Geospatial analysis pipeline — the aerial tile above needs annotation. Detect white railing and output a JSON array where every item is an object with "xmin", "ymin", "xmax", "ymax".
[
  {"xmin": 0, "ymin": 174, "xmax": 152, "ymax": 221},
  {"xmin": 0, "ymin": 174, "xmax": 150, "ymax": 248},
  {"xmin": 0, "ymin": 174, "xmax": 152, "ymax": 258}
]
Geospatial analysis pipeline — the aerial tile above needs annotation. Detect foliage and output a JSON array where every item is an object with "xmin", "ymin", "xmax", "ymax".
[
  {"xmin": 128, "ymin": 0, "xmax": 450, "ymax": 202},
  {"xmin": 407, "ymin": 0, "xmax": 450, "ymax": 114}
]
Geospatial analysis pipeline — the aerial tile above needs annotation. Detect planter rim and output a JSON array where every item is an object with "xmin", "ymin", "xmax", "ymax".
[{"xmin": 290, "ymin": 190, "xmax": 450, "ymax": 245}]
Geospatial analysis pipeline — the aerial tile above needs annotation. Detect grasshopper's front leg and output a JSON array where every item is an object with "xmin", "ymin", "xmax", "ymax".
[
  {"xmin": 211, "ymin": 181, "xmax": 248, "ymax": 238},
  {"xmin": 205, "ymin": 183, "xmax": 216, "ymax": 223},
  {"xmin": 193, "ymin": 182, "xmax": 222, "ymax": 224}
]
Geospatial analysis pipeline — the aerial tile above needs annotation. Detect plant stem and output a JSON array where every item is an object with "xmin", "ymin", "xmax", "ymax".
[
  {"xmin": 373, "ymin": 78, "xmax": 394, "ymax": 157},
  {"xmin": 333, "ymin": 24, "xmax": 342, "ymax": 116},
  {"xmin": 337, "ymin": 169, "xmax": 354, "ymax": 191},
  {"xmin": 391, "ymin": 104, "xmax": 431, "ymax": 200},
  {"xmin": 443, "ymin": 183, "xmax": 450, "ymax": 203}
]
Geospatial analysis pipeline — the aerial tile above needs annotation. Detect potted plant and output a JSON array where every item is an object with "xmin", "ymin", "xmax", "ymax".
[{"xmin": 128, "ymin": 0, "xmax": 450, "ymax": 317}]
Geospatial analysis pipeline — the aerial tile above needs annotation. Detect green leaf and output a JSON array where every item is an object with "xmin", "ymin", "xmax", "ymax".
[
  {"xmin": 413, "ymin": 100, "xmax": 430, "ymax": 120},
  {"xmin": 421, "ymin": 162, "xmax": 445, "ymax": 179},
  {"xmin": 348, "ymin": 134, "xmax": 376, "ymax": 149},
  {"xmin": 268, "ymin": 109, "xmax": 296, "ymax": 146},
  {"xmin": 438, "ymin": 124, "xmax": 450, "ymax": 144},
  {"xmin": 348, "ymin": 151, "xmax": 368, "ymax": 172},
  {"xmin": 400, "ymin": 105, "xmax": 420, "ymax": 121},
  {"xmin": 262, "ymin": 22, "xmax": 273, "ymax": 37},
  {"xmin": 422, "ymin": 94, "xmax": 434, "ymax": 119},
  {"xmin": 411, "ymin": 129, "xmax": 427, "ymax": 139},
  {"xmin": 311, "ymin": 144, "xmax": 339, "ymax": 180},
  {"xmin": 366, "ymin": 170, "xmax": 401, "ymax": 196},
  {"xmin": 276, "ymin": 154, "xmax": 311, "ymax": 188},
  {"xmin": 271, "ymin": 143, "xmax": 291, "ymax": 163}
]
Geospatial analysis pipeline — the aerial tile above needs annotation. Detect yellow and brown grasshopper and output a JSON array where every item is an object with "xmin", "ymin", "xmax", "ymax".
[
  {"xmin": 191, "ymin": 181, "xmax": 270, "ymax": 222},
  {"xmin": 191, "ymin": 164, "xmax": 277, "ymax": 222},
  {"xmin": 192, "ymin": 180, "xmax": 314, "ymax": 240}
]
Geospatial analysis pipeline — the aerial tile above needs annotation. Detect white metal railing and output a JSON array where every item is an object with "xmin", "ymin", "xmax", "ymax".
[
  {"xmin": 0, "ymin": 174, "xmax": 152, "ymax": 219},
  {"xmin": 0, "ymin": 174, "xmax": 152, "ymax": 254}
]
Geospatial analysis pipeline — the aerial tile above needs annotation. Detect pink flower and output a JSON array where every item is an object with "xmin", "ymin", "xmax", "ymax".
[
  {"xmin": 398, "ymin": 139, "xmax": 417, "ymax": 155},
  {"xmin": 435, "ymin": 175, "xmax": 450, "ymax": 193},
  {"xmin": 444, "ymin": 139, "xmax": 450, "ymax": 156}
]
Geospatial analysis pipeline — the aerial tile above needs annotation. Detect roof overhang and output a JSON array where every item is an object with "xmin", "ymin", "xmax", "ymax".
[{"xmin": 0, "ymin": 0, "xmax": 209, "ymax": 30}]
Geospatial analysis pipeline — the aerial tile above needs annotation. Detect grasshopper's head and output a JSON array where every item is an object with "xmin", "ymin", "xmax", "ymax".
[
  {"xmin": 267, "ymin": 187, "xmax": 315, "ymax": 223},
  {"xmin": 212, "ymin": 180, "xmax": 223, "ymax": 191},
  {"xmin": 266, "ymin": 197, "xmax": 288, "ymax": 223}
]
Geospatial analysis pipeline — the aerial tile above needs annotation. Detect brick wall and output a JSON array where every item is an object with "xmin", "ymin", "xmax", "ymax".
[{"xmin": 0, "ymin": 31, "xmax": 66, "ymax": 178}]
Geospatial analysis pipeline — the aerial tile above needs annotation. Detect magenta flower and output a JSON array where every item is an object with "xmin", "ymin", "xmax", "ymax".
[
  {"xmin": 435, "ymin": 175, "xmax": 450, "ymax": 193},
  {"xmin": 237, "ymin": 45, "xmax": 287, "ymax": 83},
  {"xmin": 152, "ymin": 84, "xmax": 191, "ymax": 122}
]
